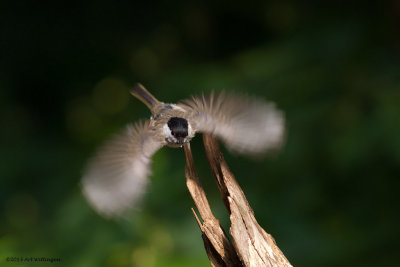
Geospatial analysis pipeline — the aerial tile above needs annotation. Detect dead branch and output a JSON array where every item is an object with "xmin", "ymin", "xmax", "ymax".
[
  {"xmin": 184, "ymin": 134, "xmax": 292, "ymax": 267},
  {"xmin": 184, "ymin": 142, "xmax": 242, "ymax": 267}
]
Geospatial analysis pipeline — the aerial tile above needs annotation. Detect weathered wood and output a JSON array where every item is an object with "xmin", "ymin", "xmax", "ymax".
[
  {"xmin": 184, "ymin": 142, "xmax": 242, "ymax": 267},
  {"xmin": 203, "ymin": 134, "xmax": 292, "ymax": 267},
  {"xmin": 184, "ymin": 134, "xmax": 292, "ymax": 267}
]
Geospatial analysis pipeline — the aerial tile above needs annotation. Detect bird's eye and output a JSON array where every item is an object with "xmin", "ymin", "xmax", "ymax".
[{"xmin": 171, "ymin": 131, "xmax": 175, "ymax": 135}]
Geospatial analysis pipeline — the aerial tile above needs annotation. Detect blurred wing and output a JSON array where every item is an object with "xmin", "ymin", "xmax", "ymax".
[
  {"xmin": 179, "ymin": 92, "xmax": 285, "ymax": 154},
  {"xmin": 81, "ymin": 121, "xmax": 162, "ymax": 218}
]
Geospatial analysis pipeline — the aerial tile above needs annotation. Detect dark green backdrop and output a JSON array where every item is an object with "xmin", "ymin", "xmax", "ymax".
[{"xmin": 1, "ymin": 1, "xmax": 399, "ymax": 266}]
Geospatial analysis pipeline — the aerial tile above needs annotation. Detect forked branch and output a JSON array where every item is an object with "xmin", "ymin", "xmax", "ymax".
[{"xmin": 184, "ymin": 134, "xmax": 292, "ymax": 267}]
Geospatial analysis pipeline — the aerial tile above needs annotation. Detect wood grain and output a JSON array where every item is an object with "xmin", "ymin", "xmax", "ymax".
[{"xmin": 184, "ymin": 134, "xmax": 292, "ymax": 267}]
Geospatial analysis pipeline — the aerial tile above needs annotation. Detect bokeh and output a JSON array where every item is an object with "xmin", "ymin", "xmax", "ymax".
[{"xmin": 1, "ymin": 1, "xmax": 399, "ymax": 266}]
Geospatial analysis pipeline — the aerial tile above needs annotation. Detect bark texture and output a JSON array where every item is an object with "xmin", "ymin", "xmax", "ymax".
[{"xmin": 184, "ymin": 134, "xmax": 292, "ymax": 267}]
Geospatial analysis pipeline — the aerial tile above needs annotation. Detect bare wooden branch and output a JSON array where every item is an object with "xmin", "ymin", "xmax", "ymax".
[
  {"xmin": 184, "ymin": 142, "xmax": 242, "ymax": 267},
  {"xmin": 184, "ymin": 134, "xmax": 292, "ymax": 267},
  {"xmin": 203, "ymin": 134, "xmax": 292, "ymax": 267}
]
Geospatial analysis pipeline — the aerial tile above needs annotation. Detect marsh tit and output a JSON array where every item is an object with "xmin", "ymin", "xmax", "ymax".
[{"xmin": 82, "ymin": 84, "xmax": 285, "ymax": 217}]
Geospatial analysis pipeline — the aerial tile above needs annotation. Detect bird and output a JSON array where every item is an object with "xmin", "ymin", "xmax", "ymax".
[{"xmin": 81, "ymin": 83, "xmax": 285, "ymax": 218}]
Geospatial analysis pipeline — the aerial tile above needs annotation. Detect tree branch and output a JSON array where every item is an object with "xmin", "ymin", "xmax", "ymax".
[
  {"xmin": 184, "ymin": 141, "xmax": 242, "ymax": 267},
  {"xmin": 184, "ymin": 134, "xmax": 292, "ymax": 267}
]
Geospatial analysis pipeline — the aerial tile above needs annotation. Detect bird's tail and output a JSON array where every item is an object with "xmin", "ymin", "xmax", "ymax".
[{"xmin": 130, "ymin": 83, "xmax": 160, "ymax": 110}]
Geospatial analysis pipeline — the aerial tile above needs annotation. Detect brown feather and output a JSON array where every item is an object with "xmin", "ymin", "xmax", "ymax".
[
  {"xmin": 179, "ymin": 92, "xmax": 285, "ymax": 155},
  {"xmin": 81, "ymin": 120, "xmax": 162, "ymax": 218}
]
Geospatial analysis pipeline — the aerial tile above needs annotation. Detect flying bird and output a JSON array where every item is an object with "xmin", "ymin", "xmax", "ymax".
[{"xmin": 82, "ymin": 84, "xmax": 285, "ymax": 217}]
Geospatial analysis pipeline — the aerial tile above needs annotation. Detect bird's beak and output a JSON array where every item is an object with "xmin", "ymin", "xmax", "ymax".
[{"xmin": 177, "ymin": 137, "xmax": 184, "ymax": 145}]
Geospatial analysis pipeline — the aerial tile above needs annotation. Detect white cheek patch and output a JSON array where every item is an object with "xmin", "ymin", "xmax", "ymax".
[
  {"xmin": 163, "ymin": 123, "xmax": 178, "ymax": 143},
  {"xmin": 163, "ymin": 123, "xmax": 172, "ymax": 138},
  {"xmin": 187, "ymin": 122, "xmax": 194, "ymax": 137}
]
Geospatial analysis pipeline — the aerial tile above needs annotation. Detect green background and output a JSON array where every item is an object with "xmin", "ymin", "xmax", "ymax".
[{"xmin": 1, "ymin": 1, "xmax": 399, "ymax": 266}]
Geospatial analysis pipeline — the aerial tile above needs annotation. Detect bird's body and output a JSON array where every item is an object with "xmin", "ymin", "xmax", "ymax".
[
  {"xmin": 82, "ymin": 84, "xmax": 285, "ymax": 218},
  {"xmin": 147, "ymin": 103, "xmax": 195, "ymax": 147},
  {"xmin": 130, "ymin": 84, "xmax": 195, "ymax": 147}
]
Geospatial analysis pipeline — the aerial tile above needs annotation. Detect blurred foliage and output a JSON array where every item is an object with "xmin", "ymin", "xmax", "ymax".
[{"xmin": 1, "ymin": 1, "xmax": 400, "ymax": 266}]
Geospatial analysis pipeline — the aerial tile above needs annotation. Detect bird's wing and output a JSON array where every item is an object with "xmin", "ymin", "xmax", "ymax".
[
  {"xmin": 179, "ymin": 92, "xmax": 285, "ymax": 155},
  {"xmin": 81, "ymin": 120, "xmax": 162, "ymax": 218}
]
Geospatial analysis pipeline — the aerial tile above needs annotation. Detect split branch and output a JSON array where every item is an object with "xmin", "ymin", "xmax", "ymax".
[{"xmin": 184, "ymin": 134, "xmax": 292, "ymax": 267}]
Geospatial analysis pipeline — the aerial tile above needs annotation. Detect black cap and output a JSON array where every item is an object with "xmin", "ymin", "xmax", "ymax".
[{"xmin": 167, "ymin": 117, "xmax": 188, "ymax": 141}]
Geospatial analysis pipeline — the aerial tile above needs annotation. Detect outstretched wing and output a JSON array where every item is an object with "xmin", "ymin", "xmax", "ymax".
[
  {"xmin": 81, "ymin": 121, "xmax": 162, "ymax": 218},
  {"xmin": 179, "ymin": 92, "xmax": 285, "ymax": 154}
]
